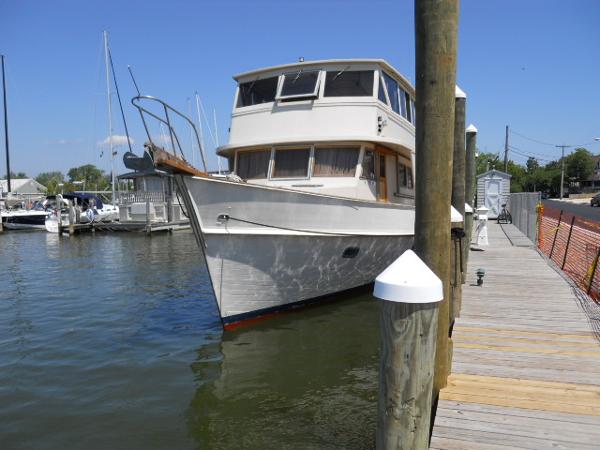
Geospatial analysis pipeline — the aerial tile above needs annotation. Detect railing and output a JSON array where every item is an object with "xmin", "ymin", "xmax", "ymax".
[
  {"xmin": 538, "ymin": 206, "xmax": 600, "ymax": 301},
  {"xmin": 131, "ymin": 95, "xmax": 208, "ymax": 172},
  {"xmin": 119, "ymin": 191, "xmax": 167, "ymax": 205}
]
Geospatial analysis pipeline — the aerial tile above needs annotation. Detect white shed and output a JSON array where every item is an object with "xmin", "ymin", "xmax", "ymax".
[{"xmin": 476, "ymin": 169, "xmax": 511, "ymax": 219}]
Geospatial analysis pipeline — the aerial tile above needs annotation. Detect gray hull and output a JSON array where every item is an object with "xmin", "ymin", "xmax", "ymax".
[{"xmin": 180, "ymin": 176, "xmax": 415, "ymax": 324}]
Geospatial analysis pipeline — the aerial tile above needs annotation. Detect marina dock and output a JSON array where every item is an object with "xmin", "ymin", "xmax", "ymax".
[{"xmin": 430, "ymin": 222, "xmax": 600, "ymax": 449}]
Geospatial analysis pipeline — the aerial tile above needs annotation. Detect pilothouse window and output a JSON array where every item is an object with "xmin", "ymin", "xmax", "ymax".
[
  {"xmin": 236, "ymin": 150, "xmax": 271, "ymax": 179},
  {"xmin": 324, "ymin": 71, "xmax": 374, "ymax": 97},
  {"xmin": 273, "ymin": 148, "xmax": 311, "ymax": 178},
  {"xmin": 237, "ymin": 77, "xmax": 278, "ymax": 107},
  {"xmin": 277, "ymin": 70, "xmax": 320, "ymax": 100},
  {"xmin": 382, "ymin": 72, "xmax": 400, "ymax": 114},
  {"xmin": 313, "ymin": 148, "xmax": 360, "ymax": 176}
]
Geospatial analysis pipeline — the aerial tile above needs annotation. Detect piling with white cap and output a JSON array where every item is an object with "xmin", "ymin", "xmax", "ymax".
[
  {"xmin": 476, "ymin": 205, "xmax": 490, "ymax": 246},
  {"xmin": 374, "ymin": 250, "xmax": 443, "ymax": 449}
]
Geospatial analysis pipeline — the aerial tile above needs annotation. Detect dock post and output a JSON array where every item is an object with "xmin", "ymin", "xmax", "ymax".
[
  {"xmin": 464, "ymin": 125, "xmax": 477, "ymax": 268},
  {"xmin": 414, "ymin": 0, "xmax": 459, "ymax": 399},
  {"xmin": 0, "ymin": 201, "xmax": 3, "ymax": 233},
  {"xmin": 68, "ymin": 203, "xmax": 75, "ymax": 236},
  {"xmin": 375, "ymin": 251, "xmax": 443, "ymax": 450},
  {"xmin": 145, "ymin": 197, "xmax": 151, "ymax": 234},
  {"xmin": 451, "ymin": 87, "xmax": 466, "ymax": 320}
]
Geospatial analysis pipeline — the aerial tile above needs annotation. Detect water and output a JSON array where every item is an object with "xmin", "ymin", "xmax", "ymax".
[{"xmin": 0, "ymin": 231, "xmax": 380, "ymax": 449}]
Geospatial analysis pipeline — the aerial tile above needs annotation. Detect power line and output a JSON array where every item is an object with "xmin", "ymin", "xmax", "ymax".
[
  {"xmin": 509, "ymin": 129, "xmax": 556, "ymax": 146},
  {"xmin": 508, "ymin": 145, "xmax": 555, "ymax": 161},
  {"xmin": 510, "ymin": 129, "xmax": 600, "ymax": 149}
]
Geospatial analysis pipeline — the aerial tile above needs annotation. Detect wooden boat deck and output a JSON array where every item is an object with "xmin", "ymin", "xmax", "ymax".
[{"xmin": 430, "ymin": 222, "xmax": 600, "ymax": 450}]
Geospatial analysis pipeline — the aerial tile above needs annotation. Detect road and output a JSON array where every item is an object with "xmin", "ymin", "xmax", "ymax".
[{"xmin": 543, "ymin": 199, "xmax": 600, "ymax": 222}]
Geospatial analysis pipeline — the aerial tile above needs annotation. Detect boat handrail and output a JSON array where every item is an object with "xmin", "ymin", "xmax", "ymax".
[{"xmin": 131, "ymin": 95, "xmax": 208, "ymax": 172}]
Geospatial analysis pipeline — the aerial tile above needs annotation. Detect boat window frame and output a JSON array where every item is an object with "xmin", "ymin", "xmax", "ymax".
[
  {"xmin": 312, "ymin": 145, "xmax": 361, "ymax": 178},
  {"xmin": 323, "ymin": 70, "xmax": 375, "ymax": 98},
  {"xmin": 236, "ymin": 75, "xmax": 279, "ymax": 108},
  {"xmin": 234, "ymin": 148, "xmax": 273, "ymax": 180},
  {"xmin": 276, "ymin": 69, "xmax": 322, "ymax": 101},
  {"xmin": 396, "ymin": 154, "xmax": 414, "ymax": 194},
  {"xmin": 270, "ymin": 146, "xmax": 313, "ymax": 180}
]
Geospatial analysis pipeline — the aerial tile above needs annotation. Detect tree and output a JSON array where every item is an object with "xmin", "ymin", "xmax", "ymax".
[
  {"xmin": 67, "ymin": 164, "xmax": 110, "ymax": 191},
  {"xmin": 526, "ymin": 157, "xmax": 539, "ymax": 173},
  {"xmin": 506, "ymin": 160, "xmax": 526, "ymax": 192},
  {"xmin": 566, "ymin": 148, "xmax": 594, "ymax": 182},
  {"xmin": 2, "ymin": 171, "xmax": 27, "ymax": 178},
  {"xmin": 36, "ymin": 171, "xmax": 65, "ymax": 195},
  {"xmin": 475, "ymin": 152, "xmax": 500, "ymax": 175}
]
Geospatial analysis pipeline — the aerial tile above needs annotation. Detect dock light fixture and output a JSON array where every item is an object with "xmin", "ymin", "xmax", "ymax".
[{"xmin": 476, "ymin": 268, "xmax": 486, "ymax": 286}]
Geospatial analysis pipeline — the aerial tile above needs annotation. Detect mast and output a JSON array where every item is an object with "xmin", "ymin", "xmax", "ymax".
[
  {"xmin": 103, "ymin": 31, "xmax": 115, "ymax": 204},
  {"xmin": 213, "ymin": 108, "xmax": 221, "ymax": 174},
  {"xmin": 194, "ymin": 93, "xmax": 209, "ymax": 172},
  {"xmin": 1, "ymin": 55, "xmax": 11, "ymax": 192}
]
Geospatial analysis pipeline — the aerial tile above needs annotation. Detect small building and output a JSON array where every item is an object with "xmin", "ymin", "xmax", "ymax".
[
  {"xmin": 0, "ymin": 178, "xmax": 47, "ymax": 208},
  {"xmin": 580, "ymin": 155, "xmax": 600, "ymax": 193},
  {"xmin": 476, "ymin": 169, "xmax": 511, "ymax": 219}
]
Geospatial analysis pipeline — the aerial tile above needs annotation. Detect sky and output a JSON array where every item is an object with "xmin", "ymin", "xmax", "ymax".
[{"xmin": 0, "ymin": 0, "xmax": 599, "ymax": 179}]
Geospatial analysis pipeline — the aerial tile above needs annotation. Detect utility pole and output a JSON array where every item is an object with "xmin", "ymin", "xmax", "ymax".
[
  {"xmin": 503, "ymin": 125, "xmax": 509, "ymax": 173},
  {"xmin": 1, "ymin": 55, "xmax": 11, "ymax": 193},
  {"xmin": 556, "ymin": 144, "xmax": 571, "ymax": 199}
]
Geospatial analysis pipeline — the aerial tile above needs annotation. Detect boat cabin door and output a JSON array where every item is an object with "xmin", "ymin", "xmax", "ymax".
[{"xmin": 376, "ymin": 153, "xmax": 387, "ymax": 202}]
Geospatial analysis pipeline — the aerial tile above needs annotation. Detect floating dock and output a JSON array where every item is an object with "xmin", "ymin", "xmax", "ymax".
[
  {"xmin": 58, "ymin": 219, "xmax": 190, "ymax": 235},
  {"xmin": 431, "ymin": 222, "xmax": 600, "ymax": 449}
]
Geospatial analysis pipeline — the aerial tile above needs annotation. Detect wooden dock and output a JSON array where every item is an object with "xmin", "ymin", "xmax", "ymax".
[{"xmin": 431, "ymin": 221, "xmax": 600, "ymax": 449}]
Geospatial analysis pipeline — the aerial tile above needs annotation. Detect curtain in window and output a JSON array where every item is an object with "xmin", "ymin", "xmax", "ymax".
[
  {"xmin": 313, "ymin": 148, "xmax": 360, "ymax": 176},
  {"xmin": 237, "ymin": 150, "xmax": 271, "ymax": 179},
  {"xmin": 273, "ymin": 149, "xmax": 310, "ymax": 178}
]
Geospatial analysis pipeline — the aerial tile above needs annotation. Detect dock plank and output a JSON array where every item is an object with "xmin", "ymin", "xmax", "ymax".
[{"xmin": 431, "ymin": 222, "xmax": 600, "ymax": 449}]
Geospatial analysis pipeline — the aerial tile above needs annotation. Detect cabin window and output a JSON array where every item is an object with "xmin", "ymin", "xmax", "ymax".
[
  {"xmin": 361, "ymin": 150, "xmax": 376, "ymax": 180},
  {"xmin": 236, "ymin": 150, "xmax": 271, "ymax": 179},
  {"xmin": 382, "ymin": 72, "xmax": 400, "ymax": 114},
  {"xmin": 399, "ymin": 86, "xmax": 407, "ymax": 118},
  {"xmin": 237, "ymin": 77, "xmax": 278, "ymax": 107},
  {"xmin": 313, "ymin": 147, "xmax": 360, "ymax": 177},
  {"xmin": 324, "ymin": 71, "xmax": 374, "ymax": 97},
  {"xmin": 378, "ymin": 77, "xmax": 387, "ymax": 104},
  {"xmin": 397, "ymin": 158, "xmax": 414, "ymax": 190},
  {"xmin": 277, "ymin": 70, "xmax": 320, "ymax": 100},
  {"xmin": 272, "ymin": 148, "xmax": 311, "ymax": 178},
  {"xmin": 404, "ymin": 91, "xmax": 412, "ymax": 122}
]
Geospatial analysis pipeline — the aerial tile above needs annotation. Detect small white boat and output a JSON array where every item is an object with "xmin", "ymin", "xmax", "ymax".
[
  {"xmin": 1, "ymin": 207, "xmax": 49, "ymax": 230},
  {"xmin": 135, "ymin": 59, "xmax": 417, "ymax": 328}
]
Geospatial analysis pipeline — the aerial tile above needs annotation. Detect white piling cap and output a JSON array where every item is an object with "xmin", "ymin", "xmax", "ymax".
[
  {"xmin": 476, "ymin": 205, "xmax": 489, "ymax": 214},
  {"xmin": 465, "ymin": 203, "xmax": 473, "ymax": 213},
  {"xmin": 455, "ymin": 85, "xmax": 467, "ymax": 99},
  {"xmin": 451, "ymin": 205, "xmax": 463, "ymax": 223},
  {"xmin": 466, "ymin": 124, "xmax": 478, "ymax": 133},
  {"xmin": 373, "ymin": 250, "xmax": 443, "ymax": 303}
]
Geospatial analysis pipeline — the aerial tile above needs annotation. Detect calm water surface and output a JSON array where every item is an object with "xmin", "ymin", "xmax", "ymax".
[{"xmin": 0, "ymin": 231, "xmax": 379, "ymax": 449}]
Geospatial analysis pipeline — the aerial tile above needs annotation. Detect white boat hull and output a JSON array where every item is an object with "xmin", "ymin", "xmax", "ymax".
[{"xmin": 180, "ymin": 176, "xmax": 415, "ymax": 325}]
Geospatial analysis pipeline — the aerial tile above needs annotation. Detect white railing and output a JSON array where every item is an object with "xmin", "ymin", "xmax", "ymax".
[{"xmin": 119, "ymin": 191, "xmax": 166, "ymax": 205}]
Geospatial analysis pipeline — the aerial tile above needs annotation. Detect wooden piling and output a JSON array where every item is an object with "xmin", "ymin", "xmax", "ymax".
[
  {"xmin": 464, "ymin": 125, "xmax": 477, "ymax": 267},
  {"xmin": 377, "ymin": 302, "xmax": 438, "ymax": 449},
  {"xmin": 451, "ymin": 89, "xmax": 466, "ymax": 321},
  {"xmin": 414, "ymin": 0, "xmax": 459, "ymax": 398}
]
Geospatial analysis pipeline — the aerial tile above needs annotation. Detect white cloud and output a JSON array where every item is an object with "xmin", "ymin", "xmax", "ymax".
[{"xmin": 97, "ymin": 135, "xmax": 134, "ymax": 147}]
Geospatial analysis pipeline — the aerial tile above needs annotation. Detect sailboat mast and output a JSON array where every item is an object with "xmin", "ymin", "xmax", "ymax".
[
  {"xmin": 1, "ymin": 55, "xmax": 11, "ymax": 193},
  {"xmin": 213, "ymin": 108, "xmax": 221, "ymax": 174},
  {"xmin": 103, "ymin": 31, "xmax": 115, "ymax": 203}
]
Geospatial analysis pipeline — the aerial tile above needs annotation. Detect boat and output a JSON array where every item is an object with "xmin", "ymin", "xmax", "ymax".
[
  {"xmin": 1, "ymin": 204, "xmax": 50, "ymax": 230},
  {"xmin": 135, "ymin": 59, "xmax": 417, "ymax": 327},
  {"xmin": 44, "ymin": 193, "xmax": 119, "ymax": 233}
]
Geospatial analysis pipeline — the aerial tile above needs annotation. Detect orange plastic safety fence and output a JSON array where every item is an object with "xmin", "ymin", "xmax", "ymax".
[{"xmin": 539, "ymin": 206, "xmax": 600, "ymax": 302}]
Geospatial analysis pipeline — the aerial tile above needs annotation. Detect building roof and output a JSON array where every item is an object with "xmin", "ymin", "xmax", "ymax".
[
  {"xmin": 0, "ymin": 178, "xmax": 46, "ymax": 194},
  {"xmin": 476, "ymin": 169, "xmax": 512, "ymax": 179}
]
